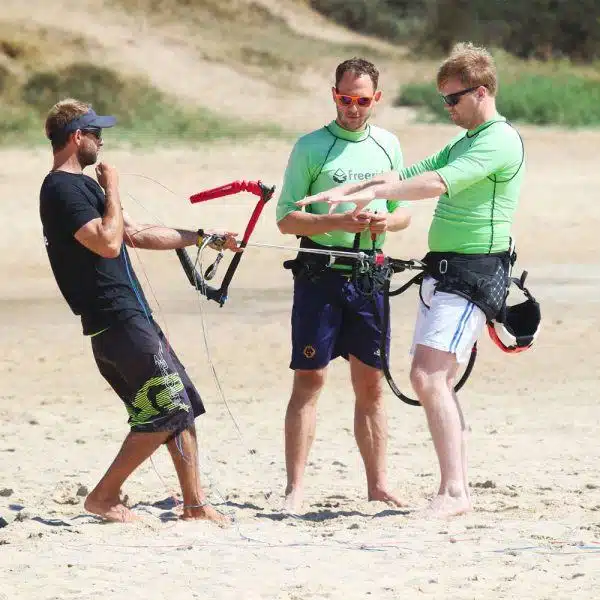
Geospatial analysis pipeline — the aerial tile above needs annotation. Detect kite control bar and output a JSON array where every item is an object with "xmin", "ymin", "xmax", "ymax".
[{"xmin": 176, "ymin": 180, "xmax": 276, "ymax": 306}]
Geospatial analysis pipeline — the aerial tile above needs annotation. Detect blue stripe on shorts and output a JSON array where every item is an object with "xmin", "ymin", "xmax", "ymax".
[{"xmin": 449, "ymin": 302, "xmax": 475, "ymax": 353}]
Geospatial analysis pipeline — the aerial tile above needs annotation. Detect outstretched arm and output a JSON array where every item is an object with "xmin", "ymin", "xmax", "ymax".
[
  {"xmin": 298, "ymin": 172, "xmax": 447, "ymax": 214},
  {"xmin": 298, "ymin": 170, "xmax": 400, "ymax": 208},
  {"xmin": 123, "ymin": 213, "xmax": 240, "ymax": 252}
]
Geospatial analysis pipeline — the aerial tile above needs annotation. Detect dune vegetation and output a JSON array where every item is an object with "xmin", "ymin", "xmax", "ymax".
[{"xmin": 1, "ymin": 0, "xmax": 600, "ymax": 148}]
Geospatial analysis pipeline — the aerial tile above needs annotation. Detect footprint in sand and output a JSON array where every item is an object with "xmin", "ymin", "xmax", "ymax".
[{"xmin": 52, "ymin": 481, "xmax": 87, "ymax": 505}]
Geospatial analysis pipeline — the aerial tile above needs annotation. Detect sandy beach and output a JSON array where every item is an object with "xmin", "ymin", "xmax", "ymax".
[{"xmin": 1, "ymin": 116, "xmax": 600, "ymax": 599}]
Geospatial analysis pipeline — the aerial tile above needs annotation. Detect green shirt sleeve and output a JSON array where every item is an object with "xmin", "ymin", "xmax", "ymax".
[
  {"xmin": 435, "ymin": 128, "xmax": 522, "ymax": 198},
  {"xmin": 275, "ymin": 140, "xmax": 313, "ymax": 223},
  {"xmin": 399, "ymin": 145, "xmax": 450, "ymax": 180}
]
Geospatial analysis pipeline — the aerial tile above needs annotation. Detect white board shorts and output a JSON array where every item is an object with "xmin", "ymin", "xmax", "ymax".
[{"xmin": 410, "ymin": 276, "xmax": 486, "ymax": 364}]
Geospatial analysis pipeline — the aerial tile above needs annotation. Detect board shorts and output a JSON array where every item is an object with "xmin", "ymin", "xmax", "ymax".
[
  {"xmin": 290, "ymin": 270, "xmax": 390, "ymax": 370},
  {"xmin": 91, "ymin": 314, "xmax": 205, "ymax": 435},
  {"xmin": 411, "ymin": 275, "xmax": 486, "ymax": 364}
]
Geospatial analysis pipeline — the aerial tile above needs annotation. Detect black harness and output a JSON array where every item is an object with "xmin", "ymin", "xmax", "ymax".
[
  {"xmin": 282, "ymin": 235, "xmax": 363, "ymax": 280},
  {"xmin": 423, "ymin": 250, "xmax": 513, "ymax": 321}
]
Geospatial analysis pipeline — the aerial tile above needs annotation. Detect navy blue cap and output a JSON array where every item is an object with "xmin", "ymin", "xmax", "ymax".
[{"xmin": 62, "ymin": 109, "xmax": 117, "ymax": 134}]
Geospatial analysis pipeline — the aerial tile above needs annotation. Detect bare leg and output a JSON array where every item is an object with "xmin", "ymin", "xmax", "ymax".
[
  {"xmin": 410, "ymin": 345, "xmax": 471, "ymax": 518},
  {"xmin": 166, "ymin": 425, "xmax": 230, "ymax": 526},
  {"xmin": 452, "ymin": 389, "xmax": 471, "ymax": 507},
  {"xmin": 284, "ymin": 368, "xmax": 326, "ymax": 513},
  {"xmin": 85, "ymin": 430, "xmax": 170, "ymax": 522},
  {"xmin": 350, "ymin": 355, "xmax": 406, "ymax": 507},
  {"xmin": 448, "ymin": 361, "xmax": 471, "ymax": 506}
]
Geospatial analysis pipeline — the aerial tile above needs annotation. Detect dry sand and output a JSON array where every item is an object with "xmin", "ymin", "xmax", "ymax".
[{"xmin": 1, "ymin": 122, "xmax": 599, "ymax": 599}]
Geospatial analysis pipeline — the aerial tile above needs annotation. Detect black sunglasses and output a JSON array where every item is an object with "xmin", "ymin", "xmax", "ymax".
[
  {"xmin": 80, "ymin": 127, "xmax": 102, "ymax": 140},
  {"xmin": 441, "ymin": 86, "xmax": 480, "ymax": 107}
]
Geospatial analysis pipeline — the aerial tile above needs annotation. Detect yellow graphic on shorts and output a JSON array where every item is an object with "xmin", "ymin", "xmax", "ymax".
[
  {"xmin": 128, "ymin": 373, "xmax": 188, "ymax": 426},
  {"xmin": 303, "ymin": 345, "xmax": 316, "ymax": 359}
]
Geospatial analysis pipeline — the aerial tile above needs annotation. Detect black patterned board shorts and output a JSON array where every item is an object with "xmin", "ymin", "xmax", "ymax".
[{"xmin": 91, "ymin": 314, "xmax": 205, "ymax": 435}]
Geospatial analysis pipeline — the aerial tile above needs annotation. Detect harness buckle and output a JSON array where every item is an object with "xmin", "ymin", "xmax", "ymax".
[{"xmin": 439, "ymin": 259, "xmax": 448, "ymax": 275}]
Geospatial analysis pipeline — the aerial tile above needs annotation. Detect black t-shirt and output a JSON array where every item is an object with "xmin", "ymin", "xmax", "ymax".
[{"xmin": 39, "ymin": 170, "xmax": 150, "ymax": 334}]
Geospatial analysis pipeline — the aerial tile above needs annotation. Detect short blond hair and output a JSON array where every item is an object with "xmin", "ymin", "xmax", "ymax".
[
  {"xmin": 436, "ymin": 42, "xmax": 498, "ymax": 96},
  {"xmin": 45, "ymin": 98, "xmax": 90, "ymax": 150}
]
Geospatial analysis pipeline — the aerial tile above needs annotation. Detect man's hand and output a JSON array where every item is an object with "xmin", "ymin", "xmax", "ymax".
[
  {"xmin": 297, "ymin": 189, "xmax": 375, "ymax": 215},
  {"xmin": 95, "ymin": 162, "xmax": 119, "ymax": 191},
  {"xmin": 335, "ymin": 210, "xmax": 372, "ymax": 234},
  {"xmin": 367, "ymin": 212, "xmax": 388, "ymax": 235},
  {"xmin": 205, "ymin": 230, "xmax": 242, "ymax": 252},
  {"xmin": 295, "ymin": 190, "xmax": 332, "ymax": 207}
]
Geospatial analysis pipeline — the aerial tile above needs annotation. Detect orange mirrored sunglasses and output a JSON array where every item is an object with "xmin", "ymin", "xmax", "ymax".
[{"xmin": 334, "ymin": 93, "xmax": 374, "ymax": 107}]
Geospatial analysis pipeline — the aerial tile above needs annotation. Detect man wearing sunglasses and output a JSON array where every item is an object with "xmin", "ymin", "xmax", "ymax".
[
  {"xmin": 39, "ymin": 98, "xmax": 239, "ymax": 525},
  {"xmin": 297, "ymin": 43, "xmax": 526, "ymax": 518},
  {"xmin": 276, "ymin": 58, "xmax": 411, "ymax": 514}
]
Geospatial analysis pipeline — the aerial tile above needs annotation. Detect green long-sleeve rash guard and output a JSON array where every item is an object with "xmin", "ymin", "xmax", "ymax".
[
  {"xmin": 400, "ymin": 115, "xmax": 525, "ymax": 254},
  {"xmin": 276, "ymin": 120, "xmax": 405, "ymax": 250}
]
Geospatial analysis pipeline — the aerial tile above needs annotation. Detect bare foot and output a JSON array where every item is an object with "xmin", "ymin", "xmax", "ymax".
[
  {"xmin": 420, "ymin": 493, "xmax": 472, "ymax": 519},
  {"xmin": 181, "ymin": 504, "xmax": 231, "ymax": 527},
  {"xmin": 84, "ymin": 495, "xmax": 139, "ymax": 523},
  {"xmin": 368, "ymin": 488, "xmax": 409, "ymax": 508},
  {"xmin": 283, "ymin": 486, "xmax": 303, "ymax": 514}
]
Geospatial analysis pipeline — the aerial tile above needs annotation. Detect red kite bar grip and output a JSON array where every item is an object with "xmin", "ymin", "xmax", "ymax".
[{"xmin": 190, "ymin": 180, "xmax": 263, "ymax": 203}]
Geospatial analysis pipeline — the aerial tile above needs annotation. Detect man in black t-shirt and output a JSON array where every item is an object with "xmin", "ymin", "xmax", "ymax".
[{"xmin": 40, "ymin": 98, "xmax": 239, "ymax": 525}]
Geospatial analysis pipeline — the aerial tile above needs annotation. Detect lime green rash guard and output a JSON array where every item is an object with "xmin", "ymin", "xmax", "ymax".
[
  {"xmin": 276, "ymin": 120, "xmax": 404, "ymax": 250},
  {"xmin": 400, "ymin": 115, "xmax": 525, "ymax": 254}
]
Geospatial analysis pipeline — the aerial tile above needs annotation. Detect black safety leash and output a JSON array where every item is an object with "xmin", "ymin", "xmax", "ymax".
[
  {"xmin": 349, "ymin": 233, "xmax": 478, "ymax": 407},
  {"xmin": 379, "ymin": 267, "xmax": 478, "ymax": 407}
]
